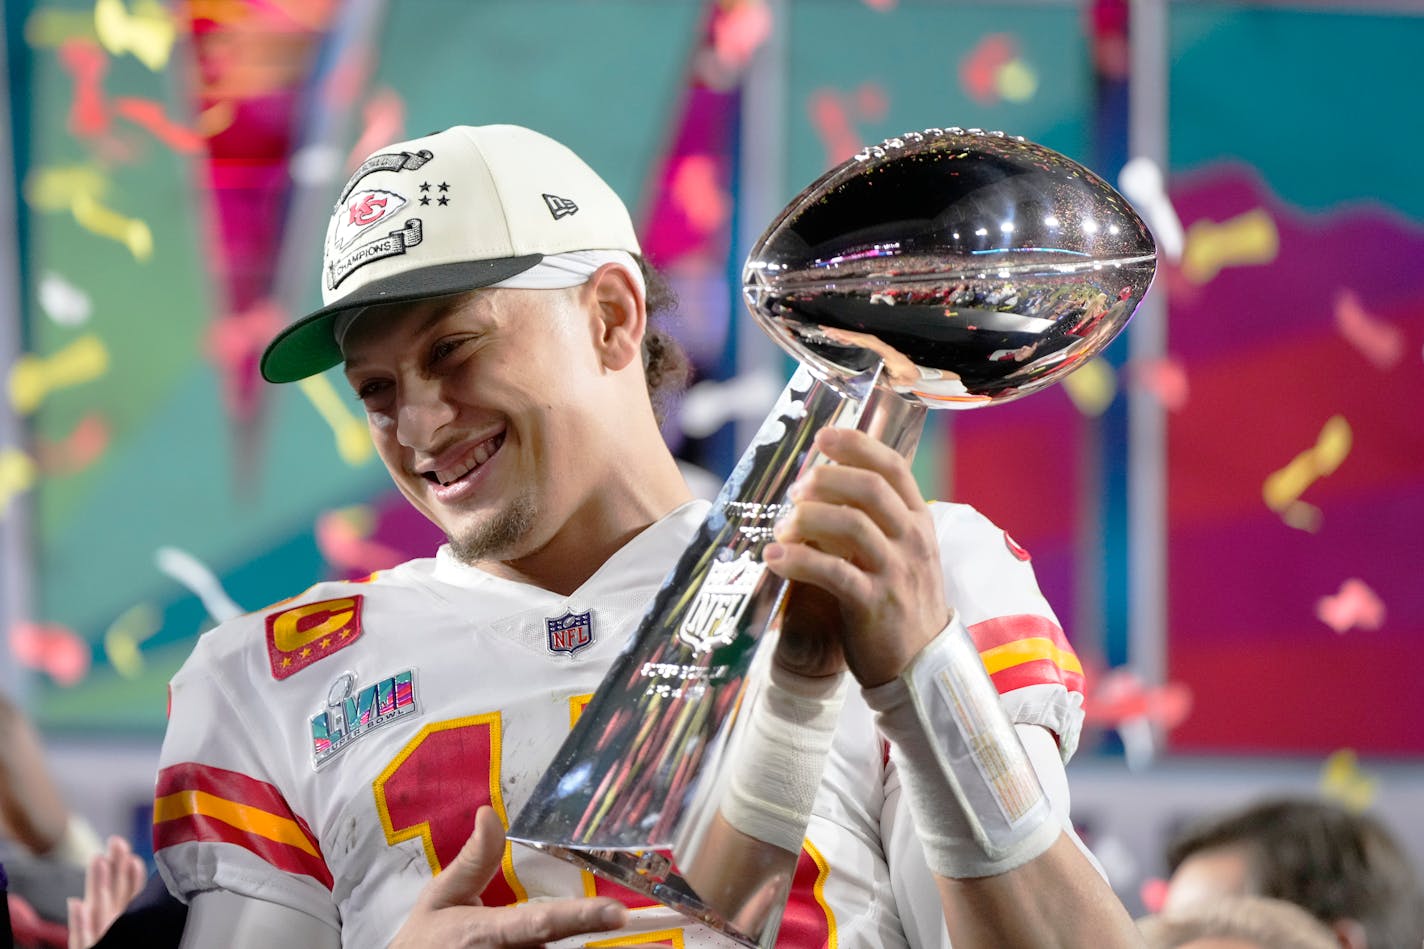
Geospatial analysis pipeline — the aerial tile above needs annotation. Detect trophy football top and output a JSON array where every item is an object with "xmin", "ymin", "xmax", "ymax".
[{"xmin": 743, "ymin": 127, "xmax": 1158, "ymax": 408}]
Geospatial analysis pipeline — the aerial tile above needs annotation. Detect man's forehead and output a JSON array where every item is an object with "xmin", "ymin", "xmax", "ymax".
[{"xmin": 340, "ymin": 291, "xmax": 489, "ymax": 366}]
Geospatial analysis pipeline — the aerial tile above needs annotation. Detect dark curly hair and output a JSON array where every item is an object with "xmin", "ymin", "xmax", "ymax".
[{"xmin": 634, "ymin": 254, "xmax": 691, "ymax": 426}]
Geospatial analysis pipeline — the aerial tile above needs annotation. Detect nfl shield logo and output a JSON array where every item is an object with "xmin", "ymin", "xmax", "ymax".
[{"xmin": 546, "ymin": 610, "xmax": 594, "ymax": 656}]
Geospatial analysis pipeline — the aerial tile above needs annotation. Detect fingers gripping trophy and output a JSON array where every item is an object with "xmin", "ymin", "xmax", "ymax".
[{"xmin": 508, "ymin": 127, "xmax": 1157, "ymax": 947}]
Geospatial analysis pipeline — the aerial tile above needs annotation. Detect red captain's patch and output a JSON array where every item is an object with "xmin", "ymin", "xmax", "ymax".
[
  {"xmin": 1003, "ymin": 530, "xmax": 1032, "ymax": 562},
  {"xmin": 266, "ymin": 595, "xmax": 364, "ymax": 680}
]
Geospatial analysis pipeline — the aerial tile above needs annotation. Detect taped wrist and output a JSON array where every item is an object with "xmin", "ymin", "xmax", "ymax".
[
  {"xmin": 863, "ymin": 617, "xmax": 1059, "ymax": 878},
  {"xmin": 721, "ymin": 663, "xmax": 849, "ymax": 853}
]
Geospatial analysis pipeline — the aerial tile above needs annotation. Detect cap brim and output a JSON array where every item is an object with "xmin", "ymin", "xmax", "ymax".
[{"xmin": 260, "ymin": 255, "xmax": 544, "ymax": 383}]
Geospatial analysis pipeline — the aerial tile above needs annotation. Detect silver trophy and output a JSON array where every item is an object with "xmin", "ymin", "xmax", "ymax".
[{"xmin": 508, "ymin": 128, "xmax": 1156, "ymax": 946}]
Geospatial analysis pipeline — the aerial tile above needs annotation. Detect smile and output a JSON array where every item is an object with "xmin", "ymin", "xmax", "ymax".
[{"xmin": 423, "ymin": 433, "xmax": 505, "ymax": 487}]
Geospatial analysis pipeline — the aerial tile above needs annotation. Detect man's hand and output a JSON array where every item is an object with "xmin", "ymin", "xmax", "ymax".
[
  {"xmin": 764, "ymin": 427, "xmax": 948, "ymax": 688},
  {"xmin": 67, "ymin": 835, "xmax": 148, "ymax": 949},
  {"xmin": 390, "ymin": 806, "xmax": 628, "ymax": 948}
]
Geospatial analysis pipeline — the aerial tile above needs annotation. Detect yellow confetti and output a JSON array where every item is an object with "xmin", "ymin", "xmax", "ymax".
[
  {"xmin": 1262, "ymin": 415, "xmax": 1351, "ymax": 513},
  {"xmin": 94, "ymin": 0, "xmax": 177, "ymax": 71},
  {"xmin": 1061, "ymin": 356, "xmax": 1117, "ymax": 417},
  {"xmin": 8, "ymin": 334, "xmax": 110, "ymax": 415},
  {"xmin": 1280, "ymin": 500, "xmax": 1322, "ymax": 533},
  {"xmin": 1181, "ymin": 208, "xmax": 1279, "ymax": 285},
  {"xmin": 24, "ymin": 8, "xmax": 99, "ymax": 47},
  {"xmin": 0, "ymin": 449, "xmax": 38, "ymax": 515},
  {"xmin": 299, "ymin": 375, "xmax": 373, "ymax": 466},
  {"xmin": 996, "ymin": 59, "xmax": 1038, "ymax": 103},
  {"xmin": 103, "ymin": 603, "xmax": 161, "ymax": 679},
  {"xmin": 25, "ymin": 164, "xmax": 108, "ymax": 211},
  {"xmin": 1319, "ymin": 748, "xmax": 1376, "ymax": 813}
]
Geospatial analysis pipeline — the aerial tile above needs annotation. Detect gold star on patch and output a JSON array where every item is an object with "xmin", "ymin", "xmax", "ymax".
[
  {"xmin": 300, "ymin": 647, "xmax": 312, "ymax": 658},
  {"xmin": 320, "ymin": 637, "xmax": 332, "ymax": 649}
]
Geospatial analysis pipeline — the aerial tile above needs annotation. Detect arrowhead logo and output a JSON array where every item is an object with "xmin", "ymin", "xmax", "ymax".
[{"xmin": 543, "ymin": 193, "xmax": 579, "ymax": 220}]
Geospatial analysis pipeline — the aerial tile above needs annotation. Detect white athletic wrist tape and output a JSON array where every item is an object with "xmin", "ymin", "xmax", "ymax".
[
  {"xmin": 863, "ymin": 617, "xmax": 1059, "ymax": 878},
  {"xmin": 720, "ymin": 663, "xmax": 849, "ymax": 853}
]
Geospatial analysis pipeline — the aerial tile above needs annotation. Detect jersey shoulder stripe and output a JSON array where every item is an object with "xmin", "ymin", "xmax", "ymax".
[
  {"xmin": 154, "ymin": 762, "xmax": 332, "ymax": 888},
  {"xmin": 967, "ymin": 614, "xmax": 1084, "ymax": 695}
]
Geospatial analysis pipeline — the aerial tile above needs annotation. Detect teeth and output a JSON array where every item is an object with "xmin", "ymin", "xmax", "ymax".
[{"xmin": 432, "ymin": 434, "xmax": 502, "ymax": 486}]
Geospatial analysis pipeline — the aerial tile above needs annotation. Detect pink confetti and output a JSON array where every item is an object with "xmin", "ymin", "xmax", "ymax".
[
  {"xmin": 808, "ymin": 83, "xmax": 889, "ymax": 168},
  {"xmin": 59, "ymin": 39, "xmax": 111, "ymax": 138},
  {"xmin": 710, "ymin": 0, "xmax": 772, "ymax": 73},
  {"xmin": 959, "ymin": 34, "xmax": 1016, "ymax": 105},
  {"xmin": 1084, "ymin": 667, "xmax": 1192, "ymax": 731},
  {"xmin": 316, "ymin": 510, "xmax": 404, "ymax": 575},
  {"xmin": 1334, "ymin": 289, "xmax": 1403, "ymax": 369},
  {"xmin": 113, "ymin": 97, "xmax": 204, "ymax": 153},
  {"xmin": 1128, "ymin": 356, "xmax": 1189, "ymax": 411},
  {"xmin": 670, "ymin": 154, "xmax": 730, "ymax": 236},
  {"xmin": 9, "ymin": 620, "xmax": 91, "ymax": 686},
  {"xmin": 861, "ymin": 0, "xmax": 897, "ymax": 9},
  {"xmin": 1315, "ymin": 578, "xmax": 1385, "ymax": 634},
  {"xmin": 1139, "ymin": 877, "xmax": 1169, "ymax": 915},
  {"xmin": 346, "ymin": 88, "xmax": 405, "ymax": 172},
  {"xmin": 37, "ymin": 412, "xmax": 110, "ymax": 475}
]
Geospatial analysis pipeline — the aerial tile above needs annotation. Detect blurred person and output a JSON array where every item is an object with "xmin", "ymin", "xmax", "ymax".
[
  {"xmin": 1163, "ymin": 797, "xmax": 1424, "ymax": 949},
  {"xmin": 65, "ymin": 838, "xmax": 146, "ymax": 949},
  {"xmin": 0, "ymin": 694, "xmax": 102, "ymax": 930},
  {"xmin": 1138, "ymin": 896, "xmax": 1341, "ymax": 949},
  {"xmin": 152, "ymin": 123, "xmax": 1140, "ymax": 947}
]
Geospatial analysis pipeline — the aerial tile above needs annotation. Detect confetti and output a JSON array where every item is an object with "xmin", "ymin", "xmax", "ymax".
[
  {"xmin": 113, "ymin": 97, "xmax": 204, "ymax": 153},
  {"xmin": 808, "ymin": 83, "xmax": 889, "ymax": 168},
  {"xmin": 36, "ymin": 412, "xmax": 110, "ymax": 475},
  {"xmin": 670, "ymin": 155, "xmax": 730, "ymax": 236},
  {"xmin": 0, "ymin": 448, "xmax": 38, "ymax": 516},
  {"xmin": 1118, "ymin": 157, "xmax": 1183, "ymax": 263},
  {"xmin": 103, "ymin": 602, "xmax": 161, "ymax": 678},
  {"xmin": 24, "ymin": 8, "xmax": 99, "ymax": 47},
  {"xmin": 710, "ymin": 0, "xmax": 772, "ymax": 73},
  {"xmin": 9, "ymin": 620, "xmax": 91, "ymax": 686},
  {"xmin": 1261, "ymin": 414, "xmax": 1351, "ymax": 515},
  {"xmin": 155, "ymin": 546, "xmax": 243, "ymax": 622},
  {"xmin": 316, "ymin": 506, "xmax": 404, "ymax": 575},
  {"xmin": 1181, "ymin": 207, "xmax": 1279, "ymax": 285},
  {"xmin": 960, "ymin": 34, "xmax": 1015, "ymax": 104},
  {"xmin": 1127, "ymin": 356, "xmax": 1189, "ymax": 411},
  {"xmin": 58, "ymin": 39, "xmax": 111, "ymax": 138},
  {"xmin": 94, "ymin": 0, "xmax": 177, "ymax": 72},
  {"xmin": 996, "ymin": 58, "xmax": 1038, "ymax": 103},
  {"xmin": 1333, "ymin": 289, "xmax": 1403, "ymax": 370},
  {"xmin": 71, "ymin": 191, "xmax": 154, "ymax": 260},
  {"xmin": 345, "ymin": 88, "xmax": 405, "ymax": 173},
  {"xmin": 205, "ymin": 299, "xmax": 285, "ymax": 418},
  {"xmin": 299, "ymin": 375, "xmax": 374, "ymax": 466},
  {"xmin": 8, "ymin": 333, "xmax": 110, "ymax": 415},
  {"xmin": 1319, "ymin": 749, "xmax": 1376, "ymax": 813},
  {"xmin": 37, "ymin": 271, "xmax": 92, "ymax": 326},
  {"xmin": 1061, "ymin": 356, "xmax": 1117, "ymax": 416},
  {"xmin": 1139, "ymin": 878, "xmax": 1169, "ymax": 915},
  {"xmin": 1280, "ymin": 500, "xmax": 1322, "ymax": 533},
  {"xmin": 1315, "ymin": 578, "xmax": 1385, "ymax": 634}
]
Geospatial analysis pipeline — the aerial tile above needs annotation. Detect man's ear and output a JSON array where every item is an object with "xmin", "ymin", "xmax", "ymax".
[{"xmin": 587, "ymin": 262, "xmax": 646, "ymax": 372}]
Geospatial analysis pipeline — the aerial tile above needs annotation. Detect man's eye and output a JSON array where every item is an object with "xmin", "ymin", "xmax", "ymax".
[
  {"xmin": 431, "ymin": 337, "xmax": 472, "ymax": 365},
  {"xmin": 355, "ymin": 380, "xmax": 388, "ymax": 401}
]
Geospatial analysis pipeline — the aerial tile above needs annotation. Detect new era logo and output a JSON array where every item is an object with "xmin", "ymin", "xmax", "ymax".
[{"xmin": 543, "ymin": 193, "xmax": 578, "ymax": 220}]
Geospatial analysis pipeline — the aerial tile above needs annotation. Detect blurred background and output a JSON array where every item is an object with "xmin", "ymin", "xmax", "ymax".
[{"xmin": 0, "ymin": 0, "xmax": 1420, "ymax": 920}]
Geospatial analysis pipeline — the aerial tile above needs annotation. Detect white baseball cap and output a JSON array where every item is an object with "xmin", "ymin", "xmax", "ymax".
[{"xmin": 260, "ymin": 124, "xmax": 642, "ymax": 383}]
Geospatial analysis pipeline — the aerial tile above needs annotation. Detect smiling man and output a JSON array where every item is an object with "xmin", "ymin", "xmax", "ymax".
[{"xmin": 151, "ymin": 124, "xmax": 1140, "ymax": 948}]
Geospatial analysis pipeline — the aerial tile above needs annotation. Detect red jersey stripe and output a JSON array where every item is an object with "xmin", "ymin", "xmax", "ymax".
[{"xmin": 155, "ymin": 810, "xmax": 334, "ymax": 889}]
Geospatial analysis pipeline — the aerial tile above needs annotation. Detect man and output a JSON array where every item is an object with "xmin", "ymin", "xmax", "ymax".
[
  {"xmin": 1163, "ymin": 797, "xmax": 1424, "ymax": 949},
  {"xmin": 153, "ymin": 124, "xmax": 1140, "ymax": 947}
]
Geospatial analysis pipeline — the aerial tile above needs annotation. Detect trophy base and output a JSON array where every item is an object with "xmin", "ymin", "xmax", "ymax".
[{"xmin": 513, "ymin": 842, "xmax": 763, "ymax": 948}]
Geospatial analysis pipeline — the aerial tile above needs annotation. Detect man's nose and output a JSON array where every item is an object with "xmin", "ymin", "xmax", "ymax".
[{"xmin": 395, "ymin": 379, "xmax": 456, "ymax": 449}]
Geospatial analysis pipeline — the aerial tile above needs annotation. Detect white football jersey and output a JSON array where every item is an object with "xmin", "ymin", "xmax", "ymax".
[{"xmin": 154, "ymin": 499, "xmax": 1084, "ymax": 948}]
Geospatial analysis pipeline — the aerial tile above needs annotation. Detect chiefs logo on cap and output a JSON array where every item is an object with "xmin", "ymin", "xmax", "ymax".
[{"xmin": 266, "ymin": 596, "xmax": 364, "ymax": 680}]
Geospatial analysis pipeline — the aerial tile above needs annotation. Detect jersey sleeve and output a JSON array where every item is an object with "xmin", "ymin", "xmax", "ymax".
[
  {"xmin": 930, "ymin": 502, "xmax": 1086, "ymax": 762},
  {"xmin": 153, "ymin": 629, "xmax": 339, "ymax": 931}
]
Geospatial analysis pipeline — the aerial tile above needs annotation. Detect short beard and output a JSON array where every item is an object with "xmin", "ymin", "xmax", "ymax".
[{"xmin": 446, "ymin": 492, "xmax": 538, "ymax": 565}]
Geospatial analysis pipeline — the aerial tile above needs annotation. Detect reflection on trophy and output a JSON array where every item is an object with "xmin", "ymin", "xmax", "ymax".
[{"xmin": 507, "ymin": 127, "xmax": 1157, "ymax": 947}]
